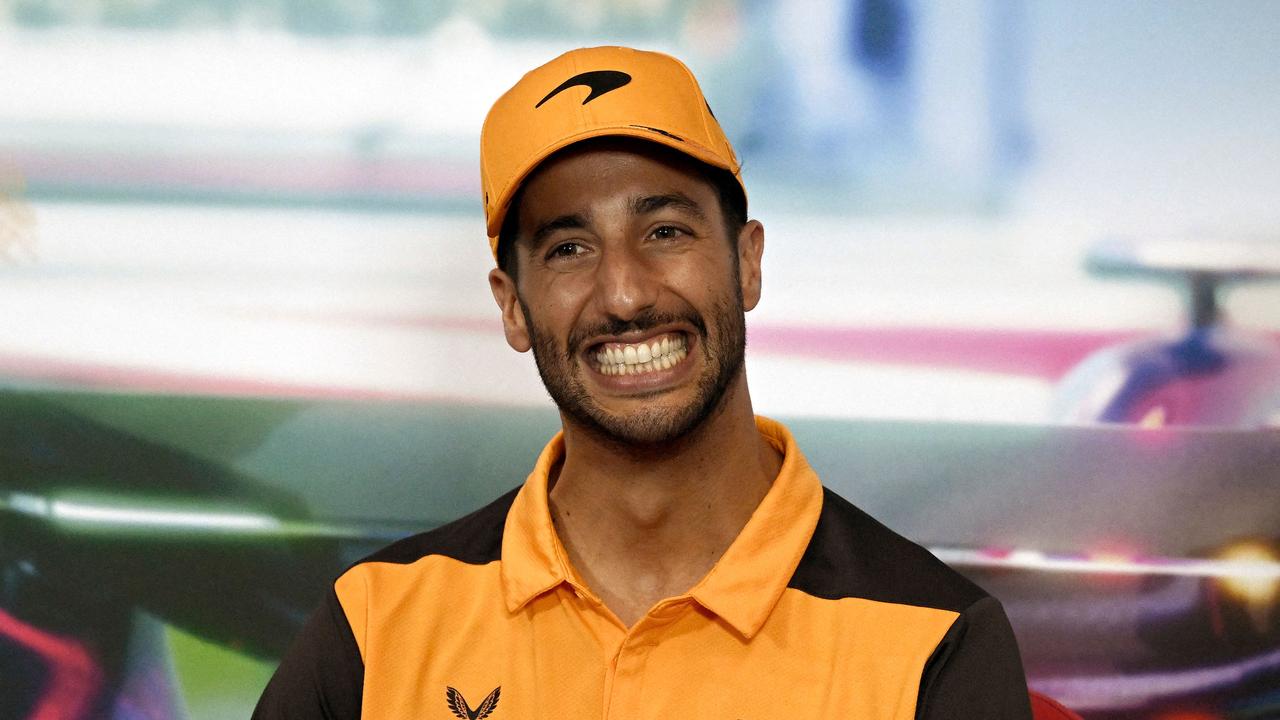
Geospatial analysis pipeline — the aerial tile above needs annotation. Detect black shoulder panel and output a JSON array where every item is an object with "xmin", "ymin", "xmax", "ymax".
[
  {"xmin": 358, "ymin": 486, "xmax": 521, "ymax": 567},
  {"xmin": 788, "ymin": 488, "xmax": 988, "ymax": 613},
  {"xmin": 253, "ymin": 586, "xmax": 364, "ymax": 719}
]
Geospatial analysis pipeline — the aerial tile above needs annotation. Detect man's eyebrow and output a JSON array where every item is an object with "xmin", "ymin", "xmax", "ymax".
[
  {"xmin": 631, "ymin": 192, "xmax": 707, "ymax": 220},
  {"xmin": 529, "ymin": 213, "xmax": 589, "ymax": 249}
]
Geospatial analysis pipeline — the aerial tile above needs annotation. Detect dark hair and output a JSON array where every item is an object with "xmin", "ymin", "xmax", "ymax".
[{"xmin": 496, "ymin": 138, "xmax": 747, "ymax": 282}]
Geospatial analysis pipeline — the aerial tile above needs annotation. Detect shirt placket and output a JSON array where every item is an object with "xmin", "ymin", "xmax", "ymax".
[{"xmin": 602, "ymin": 597, "xmax": 690, "ymax": 720}]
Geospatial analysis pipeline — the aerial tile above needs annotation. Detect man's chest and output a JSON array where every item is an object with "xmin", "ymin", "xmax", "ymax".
[{"xmin": 355, "ymin": 588, "xmax": 954, "ymax": 720}]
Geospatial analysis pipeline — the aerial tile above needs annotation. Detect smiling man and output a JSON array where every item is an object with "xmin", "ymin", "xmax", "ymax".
[{"xmin": 255, "ymin": 46, "xmax": 1032, "ymax": 720}]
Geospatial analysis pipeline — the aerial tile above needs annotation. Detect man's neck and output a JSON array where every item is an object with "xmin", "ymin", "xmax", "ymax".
[{"xmin": 547, "ymin": 375, "xmax": 783, "ymax": 627}]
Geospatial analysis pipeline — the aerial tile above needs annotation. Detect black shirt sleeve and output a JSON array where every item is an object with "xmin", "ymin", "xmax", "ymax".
[
  {"xmin": 915, "ymin": 595, "xmax": 1032, "ymax": 720},
  {"xmin": 253, "ymin": 585, "xmax": 364, "ymax": 720}
]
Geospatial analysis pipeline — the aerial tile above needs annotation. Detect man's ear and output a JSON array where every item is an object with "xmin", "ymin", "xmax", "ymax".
[
  {"xmin": 736, "ymin": 219, "xmax": 765, "ymax": 312},
  {"xmin": 489, "ymin": 267, "xmax": 531, "ymax": 352}
]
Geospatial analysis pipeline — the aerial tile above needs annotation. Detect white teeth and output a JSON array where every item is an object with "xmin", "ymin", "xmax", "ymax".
[{"xmin": 594, "ymin": 333, "xmax": 692, "ymax": 376}]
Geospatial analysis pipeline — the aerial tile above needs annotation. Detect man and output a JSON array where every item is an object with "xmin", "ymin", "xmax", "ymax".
[{"xmin": 255, "ymin": 46, "xmax": 1031, "ymax": 719}]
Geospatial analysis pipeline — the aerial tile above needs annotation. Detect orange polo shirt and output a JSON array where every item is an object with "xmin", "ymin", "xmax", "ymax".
[{"xmin": 256, "ymin": 417, "xmax": 1030, "ymax": 719}]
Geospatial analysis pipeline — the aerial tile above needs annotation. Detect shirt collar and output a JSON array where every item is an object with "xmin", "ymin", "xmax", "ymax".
[
  {"xmin": 687, "ymin": 416, "xmax": 824, "ymax": 638},
  {"xmin": 500, "ymin": 416, "xmax": 824, "ymax": 639},
  {"xmin": 500, "ymin": 432, "xmax": 574, "ymax": 612}
]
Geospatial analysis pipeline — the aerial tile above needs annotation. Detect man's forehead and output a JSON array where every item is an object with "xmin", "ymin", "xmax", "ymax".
[
  {"xmin": 522, "ymin": 191, "xmax": 711, "ymax": 252},
  {"xmin": 516, "ymin": 141, "xmax": 720, "ymax": 223}
]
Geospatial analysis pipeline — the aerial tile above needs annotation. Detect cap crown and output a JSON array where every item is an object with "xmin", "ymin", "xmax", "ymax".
[{"xmin": 480, "ymin": 46, "xmax": 742, "ymax": 257}]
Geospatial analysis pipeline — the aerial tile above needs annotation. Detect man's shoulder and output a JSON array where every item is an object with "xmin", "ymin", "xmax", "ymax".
[
  {"xmin": 789, "ymin": 487, "xmax": 988, "ymax": 614},
  {"xmin": 350, "ymin": 485, "xmax": 521, "ymax": 570}
]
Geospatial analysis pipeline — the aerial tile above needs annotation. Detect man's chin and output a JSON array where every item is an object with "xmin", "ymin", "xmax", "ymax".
[
  {"xmin": 576, "ymin": 411, "xmax": 701, "ymax": 448},
  {"xmin": 568, "ymin": 390, "xmax": 730, "ymax": 448}
]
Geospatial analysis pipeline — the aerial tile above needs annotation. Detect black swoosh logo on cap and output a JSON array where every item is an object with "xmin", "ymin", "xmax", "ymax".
[
  {"xmin": 629, "ymin": 125, "xmax": 683, "ymax": 142},
  {"xmin": 535, "ymin": 70, "xmax": 632, "ymax": 108}
]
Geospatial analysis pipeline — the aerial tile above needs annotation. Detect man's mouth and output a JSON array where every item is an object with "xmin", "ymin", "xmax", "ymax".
[{"xmin": 590, "ymin": 332, "xmax": 689, "ymax": 376}]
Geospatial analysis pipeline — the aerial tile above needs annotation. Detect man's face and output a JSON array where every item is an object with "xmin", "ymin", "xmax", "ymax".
[{"xmin": 489, "ymin": 143, "xmax": 763, "ymax": 447}]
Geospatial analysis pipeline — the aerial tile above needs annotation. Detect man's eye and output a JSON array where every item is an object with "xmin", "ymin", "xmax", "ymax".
[
  {"xmin": 547, "ymin": 242, "xmax": 583, "ymax": 259},
  {"xmin": 651, "ymin": 225, "xmax": 684, "ymax": 241}
]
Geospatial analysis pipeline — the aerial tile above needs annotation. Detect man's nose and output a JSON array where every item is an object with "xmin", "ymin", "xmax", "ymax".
[{"xmin": 593, "ymin": 243, "xmax": 659, "ymax": 321}]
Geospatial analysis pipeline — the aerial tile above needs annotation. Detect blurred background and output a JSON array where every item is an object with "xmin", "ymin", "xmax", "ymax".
[{"xmin": 1, "ymin": 0, "xmax": 1279, "ymax": 718}]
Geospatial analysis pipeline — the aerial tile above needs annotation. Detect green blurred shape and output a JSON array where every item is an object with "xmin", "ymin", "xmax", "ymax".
[{"xmin": 168, "ymin": 623, "xmax": 275, "ymax": 719}]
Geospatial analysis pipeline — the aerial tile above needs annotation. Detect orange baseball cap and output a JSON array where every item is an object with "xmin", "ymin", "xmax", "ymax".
[{"xmin": 480, "ymin": 46, "xmax": 745, "ymax": 259}]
